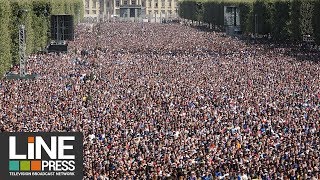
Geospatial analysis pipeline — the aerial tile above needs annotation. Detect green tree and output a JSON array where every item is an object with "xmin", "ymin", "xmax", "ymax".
[
  {"xmin": 271, "ymin": 0, "xmax": 291, "ymax": 41},
  {"xmin": 313, "ymin": 0, "xmax": 320, "ymax": 44},
  {"xmin": 0, "ymin": 0, "xmax": 12, "ymax": 76}
]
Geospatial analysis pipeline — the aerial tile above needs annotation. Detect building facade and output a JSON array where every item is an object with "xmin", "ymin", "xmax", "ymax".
[
  {"xmin": 83, "ymin": 0, "xmax": 113, "ymax": 19},
  {"xmin": 83, "ymin": 0, "xmax": 178, "ymax": 20},
  {"xmin": 144, "ymin": 0, "xmax": 178, "ymax": 18}
]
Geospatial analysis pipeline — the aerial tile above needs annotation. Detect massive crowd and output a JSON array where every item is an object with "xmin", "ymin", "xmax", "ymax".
[{"xmin": 1, "ymin": 22, "xmax": 320, "ymax": 179}]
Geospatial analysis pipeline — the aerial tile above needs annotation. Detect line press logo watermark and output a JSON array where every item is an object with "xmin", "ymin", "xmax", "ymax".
[{"xmin": 0, "ymin": 132, "xmax": 83, "ymax": 180}]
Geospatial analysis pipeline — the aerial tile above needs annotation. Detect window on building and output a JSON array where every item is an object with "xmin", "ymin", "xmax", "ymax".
[
  {"xmin": 168, "ymin": 0, "xmax": 171, "ymax": 7},
  {"xmin": 85, "ymin": 0, "xmax": 90, "ymax": 8},
  {"xmin": 116, "ymin": 0, "xmax": 120, "ymax": 7},
  {"xmin": 155, "ymin": 1, "xmax": 158, "ymax": 8},
  {"xmin": 161, "ymin": 0, "xmax": 165, "ymax": 7},
  {"xmin": 93, "ymin": 10, "xmax": 97, "ymax": 14},
  {"xmin": 142, "ymin": 0, "xmax": 145, "ymax": 7},
  {"xmin": 132, "ymin": 0, "xmax": 136, "ymax": 5},
  {"xmin": 93, "ymin": 0, "xmax": 97, "ymax": 8},
  {"xmin": 124, "ymin": 0, "xmax": 128, "ymax": 5},
  {"xmin": 148, "ymin": 0, "xmax": 152, "ymax": 7},
  {"xmin": 86, "ymin": 10, "xmax": 90, "ymax": 14},
  {"xmin": 107, "ymin": 1, "xmax": 110, "ymax": 7},
  {"xmin": 100, "ymin": 0, "xmax": 104, "ymax": 12}
]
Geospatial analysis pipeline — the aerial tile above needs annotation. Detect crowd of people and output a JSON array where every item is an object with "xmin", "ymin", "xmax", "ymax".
[{"xmin": 1, "ymin": 22, "xmax": 320, "ymax": 179}]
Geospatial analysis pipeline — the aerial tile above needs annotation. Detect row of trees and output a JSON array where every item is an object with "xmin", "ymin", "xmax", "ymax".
[
  {"xmin": 0, "ymin": 0, "xmax": 84, "ymax": 76},
  {"xmin": 179, "ymin": 0, "xmax": 320, "ymax": 44}
]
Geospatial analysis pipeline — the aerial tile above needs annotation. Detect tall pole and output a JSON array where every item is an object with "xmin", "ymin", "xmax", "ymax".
[
  {"xmin": 78, "ymin": 9, "xmax": 80, "ymax": 24},
  {"xmin": 100, "ymin": 0, "xmax": 104, "ymax": 22},
  {"xmin": 62, "ymin": 16, "xmax": 65, "ymax": 41},
  {"xmin": 57, "ymin": 16, "xmax": 59, "ymax": 41},
  {"xmin": 255, "ymin": 14, "xmax": 258, "ymax": 37},
  {"xmin": 19, "ymin": 25, "xmax": 26, "ymax": 77},
  {"xmin": 141, "ymin": 0, "xmax": 143, "ymax": 28},
  {"xmin": 233, "ymin": 7, "xmax": 237, "ymax": 26}
]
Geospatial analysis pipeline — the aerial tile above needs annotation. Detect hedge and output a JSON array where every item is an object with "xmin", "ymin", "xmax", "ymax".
[
  {"xmin": 313, "ymin": 1, "xmax": 320, "ymax": 44},
  {"xmin": 179, "ymin": 0, "xmax": 320, "ymax": 44},
  {"xmin": 0, "ymin": 0, "xmax": 83, "ymax": 76},
  {"xmin": 0, "ymin": 0, "xmax": 12, "ymax": 76}
]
